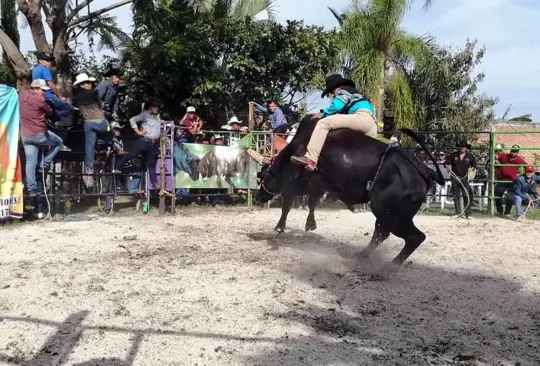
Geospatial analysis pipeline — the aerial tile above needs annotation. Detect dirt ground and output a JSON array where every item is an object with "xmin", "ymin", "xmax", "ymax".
[{"xmin": 0, "ymin": 207, "xmax": 539, "ymax": 366}]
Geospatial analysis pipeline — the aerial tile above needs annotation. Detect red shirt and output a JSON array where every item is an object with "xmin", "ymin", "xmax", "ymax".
[
  {"xmin": 19, "ymin": 90, "xmax": 52, "ymax": 138},
  {"xmin": 496, "ymin": 153, "xmax": 527, "ymax": 181},
  {"xmin": 180, "ymin": 115, "xmax": 198, "ymax": 136}
]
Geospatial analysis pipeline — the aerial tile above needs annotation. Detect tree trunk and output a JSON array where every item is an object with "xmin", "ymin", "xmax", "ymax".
[
  {"xmin": 0, "ymin": 28, "xmax": 29, "ymax": 88},
  {"xmin": 17, "ymin": 0, "xmax": 51, "ymax": 52}
]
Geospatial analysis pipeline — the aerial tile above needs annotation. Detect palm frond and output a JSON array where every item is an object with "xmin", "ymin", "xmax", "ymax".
[
  {"xmin": 232, "ymin": 0, "xmax": 277, "ymax": 20},
  {"xmin": 387, "ymin": 70, "xmax": 414, "ymax": 129}
]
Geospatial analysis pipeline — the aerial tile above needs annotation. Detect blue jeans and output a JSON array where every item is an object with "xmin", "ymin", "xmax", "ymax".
[
  {"xmin": 22, "ymin": 131, "xmax": 63, "ymax": 191},
  {"xmin": 508, "ymin": 193, "xmax": 526, "ymax": 217},
  {"xmin": 84, "ymin": 121, "xmax": 110, "ymax": 173},
  {"xmin": 45, "ymin": 94, "xmax": 74, "ymax": 120}
]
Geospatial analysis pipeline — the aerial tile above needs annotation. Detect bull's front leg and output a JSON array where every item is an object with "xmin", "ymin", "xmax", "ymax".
[
  {"xmin": 305, "ymin": 194, "xmax": 323, "ymax": 232},
  {"xmin": 275, "ymin": 191, "xmax": 294, "ymax": 233}
]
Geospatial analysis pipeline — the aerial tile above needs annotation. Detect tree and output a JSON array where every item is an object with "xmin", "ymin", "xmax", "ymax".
[
  {"xmin": 398, "ymin": 39, "xmax": 497, "ymax": 148},
  {"xmin": 0, "ymin": 0, "xmax": 132, "ymax": 93},
  {"xmin": 1, "ymin": 0, "xmax": 20, "ymax": 86},
  {"xmin": 332, "ymin": 0, "xmax": 438, "ymax": 129},
  {"xmin": 124, "ymin": 0, "xmax": 338, "ymax": 126},
  {"xmin": 188, "ymin": 0, "xmax": 277, "ymax": 20}
]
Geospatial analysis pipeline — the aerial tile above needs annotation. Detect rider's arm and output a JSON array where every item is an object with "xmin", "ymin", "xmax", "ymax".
[{"xmin": 322, "ymin": 98, "xmax": 346, "ymax": 118}]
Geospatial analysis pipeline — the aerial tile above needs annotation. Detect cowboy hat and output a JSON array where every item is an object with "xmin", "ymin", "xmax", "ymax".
[
  {"xmin": 30, "ymin": 79, "xmax": 50, "ymax": 90},
  {"xmin": 73, "ymin": 73, "xmax": 96, "ymax": 86},
  {"xmin": 321, "ymin": 74, "xmax": 356, "ymax": 98},
  {"xmin": 227, "ymin": 116, "xmax": 242, "ymax": 125}
]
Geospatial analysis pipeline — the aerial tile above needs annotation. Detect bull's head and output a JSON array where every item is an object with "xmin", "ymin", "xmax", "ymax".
[
  {"xmin": 248, "ymin": 149, "xmax": 276, "ymax": 203},
  {"xmin": 248, "ymin": 149, "xmax": 300, "ymax": 204}
]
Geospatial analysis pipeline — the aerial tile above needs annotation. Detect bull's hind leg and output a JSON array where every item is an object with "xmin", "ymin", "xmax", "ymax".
[
  {"xmin": 275, "ymin": 192, "xmax": 294, "ymax": 233},
  {"xmin": 358, "ymin": 219, "xmax": 390, "ymax": 258},
  {"xmin": 388, "ymin": 219, "xmax": 426, "ymax": 267},
  {"xmin": 305, "ymin": 194, "xmax": 323, "ymax": 232}
]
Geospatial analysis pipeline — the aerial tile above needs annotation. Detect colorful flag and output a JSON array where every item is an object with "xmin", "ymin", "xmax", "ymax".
[{"xmin": 0, "ymin": 85, "xmax": 23, "ymax": 221}]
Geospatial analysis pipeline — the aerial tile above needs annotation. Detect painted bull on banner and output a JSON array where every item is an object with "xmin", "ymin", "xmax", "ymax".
[{"xmin": 174, "ymin": 143, "xmax": 250, "ymax": 188}]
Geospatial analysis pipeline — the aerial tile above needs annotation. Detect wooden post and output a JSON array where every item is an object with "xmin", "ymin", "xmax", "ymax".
[
  {"xmin": 158, "ymin": 131, "xmax": 166, "ymax": 216},
  {"xmin": 248, "ymin": 102, "xmax": 254, "ymax": 131}
]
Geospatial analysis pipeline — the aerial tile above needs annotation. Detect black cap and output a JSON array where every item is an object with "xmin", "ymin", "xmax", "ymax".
[
  {"xmin": 147, "ymin": 98, "xmax": 161, "ymax": 108},
  {"xmin": 36, "ymin": 52, "xmax": 54, "ymax": 62},
  {"xmin": 105, "ymin": 68, "xmax": 121, "ymax": 77}
]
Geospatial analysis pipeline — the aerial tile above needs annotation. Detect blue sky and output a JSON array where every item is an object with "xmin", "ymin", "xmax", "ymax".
[{"xmin": 16, "ymin": 0, "xmax": 540, "ymax": 119}]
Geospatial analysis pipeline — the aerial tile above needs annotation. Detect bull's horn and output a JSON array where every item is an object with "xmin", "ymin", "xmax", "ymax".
[{"xmin": 247, "ymin": 149, "xmax": 269, "ymax": 164}]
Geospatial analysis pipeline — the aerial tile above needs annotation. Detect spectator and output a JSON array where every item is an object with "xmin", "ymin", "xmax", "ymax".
[
  {"xmin": 432, "ymin": 152, "xmax": 449, "ymax": 203},
  {"xmin": 31, "ymin": 52, "xmax": 74, "ymax": 121},
  {"xmin": 178, "ymin": 106, "xmax": 203, "ymax": 143},
  {"xmin": 72, "ymin": 73, "xmax": 111, "ymax": 188},
  {"xmin": 221, "ymin": 116, "xmax": 242, "ymax": 131},
  {"xmin": 113, "ymin": 98, "xmax": 162, "ymax": 189},
  {"xmin": 507, "ymin": 166, "xmax": 540, "ymax": 219},
  {"xmin": 95, "ymin": 68, "xmax": 121, "ymax": 121},
  {"xmin": 194, "ymin": 131, "xmax": 205, "ymax": 144},
  {"xmin": 494, "ymin": 144, "xmax": 527, "ymax": 216},
  {"xmin": 251, "ymin": 100, "xmax": 288, "ymax": 133},
  {"xmin": 19, "ymin": 79, "xmax": 64, "ymax": 197},
  {"xmin": 241, "ymin": 126, "xmax": 249, "ymax": 136},
  {"xmin": 444, "ymin": 142, "xmax": 476, "ymax": 218},
  {"xmin": 213, "ymin": 134, "xmax": 224, "ymax": 145}
]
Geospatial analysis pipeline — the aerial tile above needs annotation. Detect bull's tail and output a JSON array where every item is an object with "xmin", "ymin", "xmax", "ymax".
[{"xmin": 398, "ymin": 128, "xmax": 445, "ymax": 185}]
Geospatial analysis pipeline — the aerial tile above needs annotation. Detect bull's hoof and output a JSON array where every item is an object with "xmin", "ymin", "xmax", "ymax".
[
  {"xmin": 305, "ymin": 221, "xmax": 317, "ymax": 232},
  {"xmin": 274, "ymin": 226, "xmax": 285, "ymax": 233}
]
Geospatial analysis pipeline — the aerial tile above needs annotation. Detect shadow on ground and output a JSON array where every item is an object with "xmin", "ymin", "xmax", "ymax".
[{"xmin": 244, "ymin": 230, "xmax": 540, "ymax": 366}]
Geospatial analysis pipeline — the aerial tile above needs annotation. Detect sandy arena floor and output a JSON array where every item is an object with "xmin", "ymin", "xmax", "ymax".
[{"xmin": 0, "ymin": 207, "xmax": 539, "ymax": 366}]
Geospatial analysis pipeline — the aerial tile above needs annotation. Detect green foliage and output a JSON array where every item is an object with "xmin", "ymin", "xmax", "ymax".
[
  {"xmin": 406, "ymin": 39, "xmax": 497, "ymax": 140},
  {"xmin": 0, "ymin": 59, "xmax": 16, "ymax": 86},
  {"xmin": 1, "ymin": 0, "xmax": 20, "ymax": 83},
  {"xmin": 336, "ymin": 0, "xmax": 439, "ymax": 129},
  {"xmin": 124, "ymin": 0, "xmax": 338, "ymax": 126}
]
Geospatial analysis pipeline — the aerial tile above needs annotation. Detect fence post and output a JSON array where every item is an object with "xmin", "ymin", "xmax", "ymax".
[
  {"xmin": 248, "ymin": 102, "xmax": 254, "ymax": 131},
  {"xmin": 488, "ymin": 131, "xmax": 495, "ymax": 215}
]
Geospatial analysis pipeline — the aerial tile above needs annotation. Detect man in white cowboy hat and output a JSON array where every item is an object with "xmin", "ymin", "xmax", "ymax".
[
  {"xmin": 19, "ymin": 79, "xmax": 65, "ymax": 197},
  {"xmin": 290, "ymin": 74, "xmax": 378, "ymax": 172},
  {"xmin": 72, "ymin": 72, "xmax": 111, "ymax": 187},
  {"xmin": 96, "ymin": 67, "xmax": 121, "ymax": 121},
  {"xmin": 221, "ymin": 116, "xmax": 242, "ymax": 131},
  {"xmin": 31, "ymin": 51, "xmax": 74, "ymax": 121},
  {"xmin": 178, "ymin": 106, "xmax": 203, "ymax": 143}
]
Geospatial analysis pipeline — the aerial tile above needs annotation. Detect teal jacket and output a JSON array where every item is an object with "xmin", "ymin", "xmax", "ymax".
[{"xmin": 322, "ymin": 86, "xmax": 376, "ymax": 119}]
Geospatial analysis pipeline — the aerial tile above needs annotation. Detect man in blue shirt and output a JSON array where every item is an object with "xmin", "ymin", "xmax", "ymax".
[
  {"xmin": 252, "ymin": 100, "xmax": 288, "ymax": 134},
  {"xmin": 31, "ymin": 52, "xmax": 74, "ymax": 120},
  {"xmin": 507, "ymin": 166, "xmax": 540, "ymax": 218},
  {"xmin": 290, "ymin": 74, "xmax": 378, "ymax": 171}
]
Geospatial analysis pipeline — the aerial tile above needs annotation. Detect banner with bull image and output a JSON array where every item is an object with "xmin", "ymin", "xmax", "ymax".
[{"xmin": 173, "ymin": 141, "xmax": 259, "ymax": 189}]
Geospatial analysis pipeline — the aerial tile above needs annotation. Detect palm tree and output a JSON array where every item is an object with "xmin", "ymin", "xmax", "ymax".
[
  {"xmin": 331, "ymin": 0, "xmax": 440, "ymax": 129},
  {"xmin": 189, "ymin": 0, "xmax": 277, "ymax": 20}
]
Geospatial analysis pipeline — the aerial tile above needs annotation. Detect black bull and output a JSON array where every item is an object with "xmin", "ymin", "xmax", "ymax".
[{"xmin": 256, "ymin": 116, "xmax": 445, "ymax": 270}]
